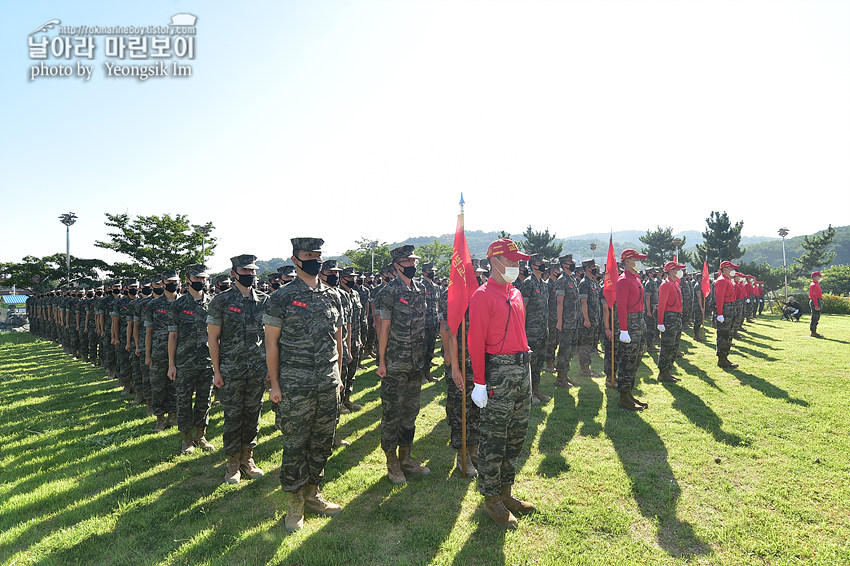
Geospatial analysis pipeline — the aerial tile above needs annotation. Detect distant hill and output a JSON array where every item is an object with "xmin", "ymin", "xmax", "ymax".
[{"xmin": 738, "ymin": 225, "xmax": 850, "ymax": 268}]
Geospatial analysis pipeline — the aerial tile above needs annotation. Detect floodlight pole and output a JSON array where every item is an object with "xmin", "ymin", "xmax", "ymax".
[
  {"xmin": 779, "ymin": 227, "xmax": 789, "ymax": 304},
  {"xmin": 59, "ymin": 213, "xmax": 78, "ymax": 284}
]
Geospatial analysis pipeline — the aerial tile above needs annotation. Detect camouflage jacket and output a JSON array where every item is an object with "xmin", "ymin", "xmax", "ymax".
[
  {"xmin": 555, "ymin": 273, "xmax": 580, "ymax": 327},
  {"xmin": 420, "ymin": 276, "xmax": 439, "ymax": 329},
  {"xmin": 344, "ymin": 287, "xmax": 363, "ymax": 349},
  {"xmin": 206, "ymin": 286, "xmax": 268, "ymax": 378},
  {"xmin": 168, "ymin": 292, "xmax": 212, "ymax": 370},
  {"xmin": 144, "ymin": 294, "xmax": 179, "ymax": 364},
  {"xmin": 520, "ymin": 275, "xmax": 548, "ymax": 336},
  {"xmin": 375, "ymin": 276, "xmax": 427, "ymax": 372},
  {"xmin": 578, "ymin": 276, "xmax": 601, "ymax": 326},
  {"xmin": 112, "ymin": 296, "xmax": 136, "ymax": 342},
  {"xmin": 546, "ymin": 278, "xmax": 559, "ymax": 324},
  {"xmin": 263, "ymin": 277, "xmax": 343, "ymax": 384}
]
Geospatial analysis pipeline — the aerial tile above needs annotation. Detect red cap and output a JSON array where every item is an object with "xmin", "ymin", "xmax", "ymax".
[
  {"xmin": 811, "ymin": 271, "xmax": 822, "ymax": 278},
  {"xmin": 620, "ymin": 249, "xmax": 647, "ymax": 262},
  {"xmin": 719, "ymin": 260, "xmax": 739, "ymax": 270},
  {"xmin": 486, "ymin": 239, "xmax": 530, "ymax": 261},
  {"xmin": 663, "ymin": 261, "xmax": 686, "ymax": 272},
  {"xmin": 744, "ymin": 274, "xmax": 754, "ymax": 279}
]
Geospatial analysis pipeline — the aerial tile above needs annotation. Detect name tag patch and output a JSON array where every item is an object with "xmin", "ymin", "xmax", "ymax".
[
  {"xmin": 182, "ymin": 310, "xmax": 195, "ymax": 316},
  {"xmin": 400, "ymin": 298, "xmax": 409, "ymax": 305},
  {"xmin": 292, "ymin": 300, "xmax": 307, "ymax": 308},
  {"xmin": 228, "ymin": 306, "xmax": 242, "ymax": 313},
  {"xmin": 156, "ymin": 309, "xmax": 168, "ymax": 314}
]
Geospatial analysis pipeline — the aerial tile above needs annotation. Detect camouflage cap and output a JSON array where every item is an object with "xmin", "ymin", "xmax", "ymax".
[
  {"xmin": 123, "ymin": 278, "xmax": 140, "ymax": 287},
  {"xmin": 161, "ymin": 270, "xmax": 180, "ymax": 281},
  {"xmin": 321, "ymin": 259, "xmax": 342, "ymax": 272},
  {"xmin": 581, "ymin": 258, "xmax": 596, "ymax": 267},
  {"xmin": 267, "ymin": 273, "xmax": 280, "ymax": 282},
  {"xmin": 291, "ymin": 237, "xmax": 324, "ymax": 253},
  {"xmin": 186, "ymin": 264, "xmax": 210, "ymax": 278},
  {"xmin": 277, "ymin": 265, "xmax": 296, "ymax": 277},
  {"xmin": 421, "ymin": 262, "xmax": 434, "ymax": 272},
  {"xmin": 390, "ymin": 245, "xmax": 421, "ymax": 261},
  {"xmin": 231, "ymin": 254, "xmax": 258, "ymax": 270},
  {"xmin": 215, "ymin": 274, "xmax": 232, "ymax": 284},
  {"xmin": 110, "ymin": 279, "xmax": 121, "ymax": 287},
  {"xmin": 558, "ymin": 254, "xmax": 574, "ymax": 264},
  {"xmin": 150, "ymin": 273, "xmax": 163, "ymax": 283},
  {"xmin": 381, "ymin": 264, "xmax": 394, "ymax": 275},
  {"xmin": 341, "ymin": 266, "xmax": 358, "ymax": 277},
  {"xmin": 94, "ymin": 281, "xmax": 105, "ymax": 289},
  {"xmin": 140, "ymin": 278, "xmax": 152, "ymax": 287}
]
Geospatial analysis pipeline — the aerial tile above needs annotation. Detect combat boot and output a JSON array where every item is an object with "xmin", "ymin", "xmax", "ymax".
[
  {"xmin": 194, "ymin": 426, "xmax": 215, "ymax": 452},
  {"xmin": 145, "ymin": 400, "xmax": 154, "ymax": 417},
  {"xmin": 285, "ymin": 489, "xmax": 305, "ymax": 532},
  {"xmin": 618, "ymin": 392, "xmax": 639, "ymax": 411},
  {"xmin": 398, "ymin": 446, "xmax": 430, "ymax": 476},
  {"xmin": 554, "ymin": 372, "xmax": 571, "ymax": 388},
  {"xmin": 456, "ymin": 449, "xmax": 478, "ymax": 477},
  {"xmin": 180, "ymin": 430, "xmax": 196, "ymax": 455},
  {"xmin": 384, "ymin": 450, "xmax": 406, "ymax": 485},
  {"xmin": 629, "ymin": 391, "xmax": 648, "ymax": 408},
  {"xmin": 717, "ymin": 355, "xmax": 738, "ymax": 369},
  {"xmin": 239, "ymin": 449, "xmax": 264, "ymax": 479},
  {"xmin": 132, "ymin": 390, "xmax": 145, "ymax": 405},
  {"xmin": 153, "ymin": 415, "xmax": 167, "ymax": 432},
  {"xmin": 657, "ymin": 371, "xmax": 677, "ymax": 383},
  {"xmin": 342, "ymin": 394, "xmax": 362, "ymax": 412},
  {"xmin": 224, "ymin": 453, "xmax": 241, "ymax": 484},
  {"xmin": 483, "ymin": 495, "xmax": 518, "ymax": 529},
  {"xmin": 579, "ymin": 366, "xmax": 602, "ymax": 378},
  {"xmin": 166, "ymin": 413, "xmax": 178, "ymax": 428},
  {"xmin": 500, "ymin": 484, "xmax": 535, "ymax": 514},
  {"xmin": 338, "ymin": 403, "xmax": 351, "ymax": 415},
  {"xmin": 468, "ymin": 444, "xmax": 479, "ymax": 468},
  {"xmin": 121, "ymin": 383, "xmax": 132, "ymax": 396},
  {"xmin": 303, "ymin": 483, "xmax": 342, "ymax": 516},
  {"xmin": 333, "ymin": 434, "xmax": 350, "ymax": 448},
  {"xmin": 531, "ymin": 385, "xmax": 551, "ymax": 404}
]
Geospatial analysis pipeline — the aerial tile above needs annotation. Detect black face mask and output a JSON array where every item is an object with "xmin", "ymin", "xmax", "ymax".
[
  {"xmin": 237, "ymin": 274, "xmax": 256, "ymax": 288},
  {"xmin": 343, "ymin": 279, "xmax": 355, "ymax": 289},
  {"xmin": 152, "ymin": 287, "xmax": 164, "ymax": 296},
  {"xmin": 590, "ymin": 268, "xmax": 599, "ymax": 276},
  {"xmin": 128, "ymin": 288, "xmax": 138, "ymax": 296},
  {"xmin": 424, "ymin": 272, "xmax": 434, "ymax": 280},
  {"xmin": 95, "ymin": 291, "xmax": 103, "ymax": 297},
  {"xmin": 520, "ymin": 268, "xmax": 529, "ymax": 277},
  {"xmin": 112, "ymin": 289, "xmax": 121, "ymax": 295},
  {"xmin": 217, "ymin": 284, "xmax": 230, "ymax": 292},
  {"xmin": 270, "ymin": 282, "xmax": 281, "ymax": 290},
  {"xmin": 383, "ymin": 276, "xmax": 392, "ymax": 283},
  {"xmin": 86, "ymin": 291, "xmax": 94, "ymax": 298},
  {"xmin": 400, "ymin": 265, "xmax": 416, "ymax": 279},
  {"xmin": 325, "ymin": 274, "xmax": 339, "ymax": 287},
  {"xmin": 297, "ymin": 258, "xmax": 322, "ymax": 276},
  {"xmin": 190, "ymin": 281, "xmax": 205, "ymax": 292},
  {"xmin": 141, "ymin": 288, "xmax": 152, "ymax": 296},
  {"xmin": 163, "ymin": 282, "xmax": 178, "ymax": 293}
]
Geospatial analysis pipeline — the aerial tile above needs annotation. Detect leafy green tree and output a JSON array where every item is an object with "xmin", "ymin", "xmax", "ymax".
[
  {"xmin": 94, "ymin": 213, "xmax": 216, "ymax": 277},
  {"xmin": 416, "ymin": 240, "xmax": 452, "ymax": 276},
  {"xmin": 343, "ymin": 239, "xmax": 392, "ymax": 274},
  {"xmin": 639, "ymin": 226, "xmax": 686, "ymax": 267},
  {"xmin": 519, "ymin": 226, "xmax": 563, "ymax": 260},
  {"xmin": 792, "ymin": 225, "xmax": 836, "ymax": 277},
  {"xmin": 0, "ymin": 254, "xmax": 108, "ymax": 290},
  {"xmin": 821, "ymin": 264, "xmax": 850, "ymax": 296},
  {"xmin": 737, "ymin": 261, "xmax": 785, "ymax": 293},
  {"xmin": 691, "ymin": 211, "xmax": 745, "ymax": 271},
  {"xmin": 497, "ymin": 230, "xmax": 511, "ymax": 239}
]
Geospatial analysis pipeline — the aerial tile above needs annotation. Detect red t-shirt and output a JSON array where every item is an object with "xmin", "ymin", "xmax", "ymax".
[
  {"xmin": 468, "ymin": 277, "xmax": 530, "ymax": 385},
  {"xmin": 616, "ymin": 270, "xmax": 644, "ymax": 332},
  {"xmin": 657, "ymin": 279, "xmax": 682, "ymax": 324},
  {"xmin": 735, "ymin": 279, "xmax": 748, "ymax": 300},
  {"xmin": 809, "ymin": 280, "xmax": 822, "ymax": 307},
  {"xmin": 715, "ymin": 275, "xmax": 736, "ymax": 316}
]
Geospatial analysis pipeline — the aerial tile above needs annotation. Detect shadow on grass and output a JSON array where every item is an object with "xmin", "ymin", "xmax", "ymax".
[
  {"xmin": 734, "ymin": 343, "xmax": 779, "ymax": 362},
  {"xmin": 604, "ymin": 401, "xmax": 711, "ymax": 560},
  {"xmin": 725, "ymin": 368, "xmax": 809, "ymax": 407},
  {"xmin": 676, "ymin": 357, "xmax": 722, "ymax": 391},
  {"xmin": 664, "ymin": 382, "xmax": 743, "ymax": 446}
]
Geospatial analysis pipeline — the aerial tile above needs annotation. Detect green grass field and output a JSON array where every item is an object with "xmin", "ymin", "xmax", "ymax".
[{"xmin": 1, "ymin": 315, "xmax": 849, "ymax": 566}]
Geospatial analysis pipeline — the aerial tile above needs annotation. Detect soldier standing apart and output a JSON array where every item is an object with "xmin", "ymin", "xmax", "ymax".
[
  {"xmin": 577, "ymin": 259, "xmax": 603, "ymax": 378},
  {"xmin": 168, "ymin": 264, "xmax": 216, "ymax": 455},
  {"xmin": 555, "ymin": 255, "xmax": 580, "ymax": 387},
  {"xmin": 265, "ymin": 238, "xmax": 344, "ymax": 532},
  {"xmin": 519, "ymin": 255, "xmax": 551, "ymax": 404},
  {"xmin": 207, "ymin": 255, "xmax": 268, "ymax": 484},
  {"xmin": 376, "ymin": 245, "xmax": 431, "ymax": 485},
  {"xmin": 714, "ymin": 261, "xmax": 739, "ymax": 369},
  {"xmin": 809, "ymin": 271, "xmax": 824, "ymax": 338},
  {"xmin": 145, "ymin": 273, "xmax": 180, "ymax": 431},
  {"xmin": 469, "ymin": 239, "xmax": 535, "ymax": 529},
  {"xmin": 616, "ymin": 250, "xmax": 649, "ymax": 410},
  {"xmin": 656, "ymin": 261, "xmax": 686, "ymax": 382}
]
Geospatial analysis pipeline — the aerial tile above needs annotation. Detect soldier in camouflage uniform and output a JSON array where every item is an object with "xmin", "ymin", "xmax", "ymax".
[
  {"xmin": 601, "ymin": 286, "xmax": 620, "ymax": 388},
  {"xmin": 167, "ymin": 265, "xmax": 216, "ymax": 455},
  {"xmin": 99, "ymin": 281, "xmax": 122, "ymax": 379},
  {"xmin": 319, "ymin": 260, "xmax": 352, "ymax": 448},
  {"xmin": 112, "ymin": 279, "xmax": 138, "ymax": 396},
  {"xmin": 87, "ymin": 284, "xmax": 104, "ymax": 367},
  {"xmin": 656, "ymin": 262, "xmax": 686, "ymax": 382},
  {"xmin": 469, "ymin": 239, "xmax": 535, "ymax": 529},
  {"xmin": 340, "ymin": 266, "xmax": 365, "ymax": 412},
  {"xmin": 77, "ymin": 289, "xmax": 91, "ymax": 363},
  {"xmin": 519, "ymin": 255, "xmax": 550, "ymax": 404},
  {"xmin": 577, "ymin": 259, "xmax": 603, "ymax": 378},
  {"xmin": 420, "ymin": 263, "xmax": 440, "ymax": 383},
  {"xmin": 616, "ymin": 250, "xmax": 649, "ymax": 411},
  {"xmin": 680, "ymin": 272, "xmax": 694, "ymax": 329},
  {"xmin": 544, "ymin": 262, "xmax": 561, "ymax": 373},
  {"xmin": 376, "ymin": 245, "xmax": 431, "ymax": 485},
  {"xmin": 555, "ymin": 255, "xmax": 581, "ymax": 387},
  {"xmin": 692, "ymin": 275, "xmax": 706, "ymax": 341},
  {"xmin": 265, "ymin": 237, "xmax": 344, "ymax": 532},
  {"xmin": 145, "ymin": 272, "xmax": 180, "ymax": 431},
  {"xmin": 130, "ymin": 279, "xmax": 152, "ymax": 408},
  {"xmin": 643, "ymin": 269, "xmax": 660, "ymax": 353},
  {"xmin": 439, "ymin": 278, "xmax": 480, "ymax": 477},
  {"xmin": 714, "ymin": 261, "xmax": 739, "ymax": 369},
  {"xmin": 207, "ymin": 254, "xmax": 268, "ymax": 484}
]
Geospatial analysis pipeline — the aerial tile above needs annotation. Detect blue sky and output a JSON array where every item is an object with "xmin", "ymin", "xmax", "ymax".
[{"xmin": 2, "ymin": 0, "xmax": 848, "ymax": 272}]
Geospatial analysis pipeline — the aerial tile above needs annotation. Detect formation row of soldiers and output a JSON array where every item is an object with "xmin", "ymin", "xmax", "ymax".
[{"xmin": 24, "ymin": 238, "xmax": 776, "ymax": 531}]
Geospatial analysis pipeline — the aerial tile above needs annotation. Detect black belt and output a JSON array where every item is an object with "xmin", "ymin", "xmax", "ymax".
[{"xmin": 485, "ymin": 352, "xmax": 531, "ymax": 365}]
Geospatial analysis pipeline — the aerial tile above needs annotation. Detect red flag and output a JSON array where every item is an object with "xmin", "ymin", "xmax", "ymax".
[
  {"xmin": 701, "ymin": 261, "xmax": 711, "ymax": 298},
  {"xmin": 602, "ymin": 236, "xmax": 618, "ymax": 306},
  {"xmin": 447, "ymin": 213, "xmax": 478, "ymax": 334}
]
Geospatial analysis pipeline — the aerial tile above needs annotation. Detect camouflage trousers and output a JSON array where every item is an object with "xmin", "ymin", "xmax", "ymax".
[
  {"xmin": 176, "ymin": 367, "xmax": 214, "ymax": 433},
  {"xmin": 477, "ymin": 359, "xmax": 531, "ymax": 497},
  {"xmin": 602, "ymin": 328, "xmax": 620, "ymax": 380},
  {"xmin": 150, "ymin": 362, "xmax": 177, "ymax": 417},
  {"xmin": 731, "ymin": 300, "xmax": 744, "ymax": 334},
  {"xmin": 277, "ymin": 373, "xmax": 339, "ymax": 492},
  {"xmin": 556, "ymin": 326, "xmax": 578, "ymax": 373},
  {"xmin": 342, "ymin": 345, "xmax": 361, "ymax": 399},
  {"xmin": 616, "ymin": 313, "xmax": 646, "ymax": 393},
  {"xmin": 116, "ymin": 343, "xmax": 132, "ymax": 386},
  {"xmin": 380, "ymin": 368, "xmax": 423, "ymax": 452},
  {"xmin": 693, "ymin": 309, "xmax": 704, "ymax": 337},
  {"xmin": 101, "ymin": 334, "xmax": 116, "ymax": 369},
  {"xmin": 69, "ymin": 327, "xmax": 80, "ymax": 352},
  {"xmin": 526, "ymin": 331, "xmax": 547, "ymax": 389},
  {"xmin": 446, "ymin": 361, "xmax": 480, "ymax": 450},
  {"xmin": 715, "ymin": 314, "xmax": 732, "ymax": 358},
  {"xmin": 645, "ymin": 310, "xmax": 658, "ymax": 346},
  {"xmin": 130, "ymin": 351, "xmax": 144, "ymax": 399},
  {"xmin": 810, "ymin": 302, "xmax": 820, "ymax": 333},
  {"xmin": 657, "ymin": 312, "xmax": 682, "ymax": 374},
  {"xmin": 79, "ymin": 329, "xmax": 89, "ymax": 359},
  {"xmin": 220, "ymin": 372, "xmax": 265, "ymax": 456},
  {"xmin": 424, "ymin": 325, "xmax": 439, "ymax": 368},
  {"xmin": 546, "ymin": 321, "xmax": 559, "ymax": 365},
  {"xmin": 578, "ymin": 322, "xmax": 599, "ymax": 369},
  {"xmin": 89, "ymin": 331, "xmax": 100, "ymax": 365}
]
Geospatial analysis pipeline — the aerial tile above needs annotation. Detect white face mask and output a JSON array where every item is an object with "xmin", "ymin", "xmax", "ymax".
[
  {"xmin": 633, "ymin": 261, "xmax": 645, "ymax": 272},
  {"xmin": 729, "ymin": 270, "xmax": 737, "ymax": 277},
  {"xmin": 493, "ymin": 257, "xmax": 519, "ymax": 283},
  {"xmin": 673, "ymin": 270, "xmax": 683, "ymax": 280}
]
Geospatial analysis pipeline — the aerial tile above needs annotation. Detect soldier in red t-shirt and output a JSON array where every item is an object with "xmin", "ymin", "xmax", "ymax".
[{"xmin": 809, "ymin": 271, "xmax": 824, "ymax": 338}]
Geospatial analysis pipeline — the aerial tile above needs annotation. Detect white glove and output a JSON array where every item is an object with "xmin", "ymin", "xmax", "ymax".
[
  {"xmin": 619, "ymin": 330, "xmax": 631, "ymax": 343},
  {"xmin": 657, "ymin": 324, "xmax": 666, "ymax": 333},
  {"xmin": 746, "ymin": 299, "xmax": 751, "ymax": 303},
  {"xmin": 717, "ymin": 315, "xmax": 725, "ymax": 323},
  {"xmin": 471, "ymin": 383, "xmax": 488, "ymax": 408}
]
